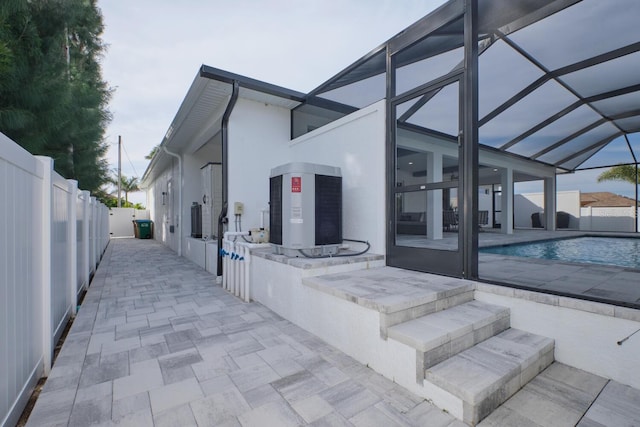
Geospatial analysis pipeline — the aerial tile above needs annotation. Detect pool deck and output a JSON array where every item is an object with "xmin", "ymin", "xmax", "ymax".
[
  {"xmin": 479, "ymin": 230, "xmax": 640, "ymax": 309},
  {"xmin": 401, "ymin": 229, "xmax": 640, "ymax": 309}
]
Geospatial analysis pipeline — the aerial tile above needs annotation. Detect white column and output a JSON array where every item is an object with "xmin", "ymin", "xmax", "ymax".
[
  {"xmin": 36, "ymin": 156, "xmax": 53, "ymax": 375},
  {"xmin": 426, "ymin": 152, "xmax": 443, "ymax": 240},
  {"xmin": 67, "ymin": 180, "xmax": 78, "ymax": 315},
  {"xmin": 544, "ymin": 176, "xmax": 556, "ymax": 230},
  {"xmin": 501, "ymin": 167, "xmax": 514, "ymax": 234}
]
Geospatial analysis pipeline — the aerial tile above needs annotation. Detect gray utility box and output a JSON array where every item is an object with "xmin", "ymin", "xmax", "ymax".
[{"xmin": 269, "ymin": 162, "xmax": 342, "ymax": 257}]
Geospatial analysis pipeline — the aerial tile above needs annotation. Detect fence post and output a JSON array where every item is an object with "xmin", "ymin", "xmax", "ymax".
[
  {"xmin": 35, "ymin": 156, "xmax": 53, "ymax": 376},
  {"xmin": 67, "ymin": 180, "xmax": 78, "ymax": 315},
  {"xmin": 91, "ymin": 196, "xmax": 97, "ymax": 270},
  {"xmin": 81, "ymin": 191, "xmax": 91, "ymax": 289}
]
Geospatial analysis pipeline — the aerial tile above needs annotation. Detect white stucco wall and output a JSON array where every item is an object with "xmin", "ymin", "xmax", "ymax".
[
  {"xmin": 227, "ymin": 98, "xmax": 292, "ymax": 232},
  {"xmin": 147, "ymin": 161, "xmax": 179, "ymax": 252},
  {"xmin": 288, "ymin": 100, "xmax": 387, "ymax": 254},
  {"xmin": 474, "ymin": 288, "xmax": 640, "ymax": 389}
]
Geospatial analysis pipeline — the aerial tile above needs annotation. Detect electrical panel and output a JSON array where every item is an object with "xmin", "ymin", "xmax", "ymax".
[{"xmin": 269, "ymin": 162, "xmax": 342, "ymax": 257}]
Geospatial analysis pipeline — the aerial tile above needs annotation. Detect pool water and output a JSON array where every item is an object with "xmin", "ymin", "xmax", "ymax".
[{"xmin": 480, "ymin": 236, "xmax": 640, "ymax": 269}]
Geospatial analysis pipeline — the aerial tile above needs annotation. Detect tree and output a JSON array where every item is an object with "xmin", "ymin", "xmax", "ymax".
[
  {"xmin": 0, "ymin": 0, "xmax": 112, "ymax": 193},
  {"xmin": 109, "ymin": 174, "xmax": 140, "ymax": 206},
  {"xmin": 145, "ymin": 145, "xmax": 159, "ymax": 160},
  {"xmin": 597, "ymin": 165, "xmax": 639, "ymax": 185}
]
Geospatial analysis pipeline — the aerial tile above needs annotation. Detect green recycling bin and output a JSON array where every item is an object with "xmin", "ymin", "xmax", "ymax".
[{"xmin": 135, "ymin": 219, "xmax": 153, "ymax": 239}]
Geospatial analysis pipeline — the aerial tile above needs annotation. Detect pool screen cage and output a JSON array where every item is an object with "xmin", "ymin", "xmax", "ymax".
[{"xmin": 291, "ymin": 0, "xmax": 640, "ymax": 306}]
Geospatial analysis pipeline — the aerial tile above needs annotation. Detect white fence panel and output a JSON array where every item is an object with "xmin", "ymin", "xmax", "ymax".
[
  {"xmin": 0, "ymin": 135, "xmax": 45, "ymax": 427},
  {"xmin": 0, "ymin": 133, "xmax": 109, "ymax": 427},
  {"xmin": 51, "ymin": 172, "xmax": 73, "ymax": 346},
  {"xmin": 108, "ymin": 208, "xmax": 150, "ymax": 238},
  {"xmin": 579, "ymin": 206, "xmax": 636, "ymax": 232}
]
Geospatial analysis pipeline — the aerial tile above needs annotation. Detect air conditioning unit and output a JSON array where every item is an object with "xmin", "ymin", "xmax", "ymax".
[{"xmin": 269, "ymin": 162, "xmax": 342, "ymax": 257}]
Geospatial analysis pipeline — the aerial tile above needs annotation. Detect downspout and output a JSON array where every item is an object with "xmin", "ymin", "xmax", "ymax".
[
  {"xmin": 163, "ymin": 146, "xmax": 183, "ymax": 256},
  {"xmin": 217, "ymin": 81, "xmax": 240, "ymax": 277}
]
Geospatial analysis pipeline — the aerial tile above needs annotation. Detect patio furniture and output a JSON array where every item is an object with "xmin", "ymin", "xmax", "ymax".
[
  {"xmin": 397, "ymin": 212, "xmax": 426, "ymax": 235},
  {"xmin": 531, "ymin": 211, "xmax": 544, "ymax": 228},
  {"xmin": 478, "ymin": 210, "xmax": 489, "ymax": 230},
  {"xmin": 443, "ymin": 210, "xmax": 458, "ymax": 231},
  {"xmin": 556, "ymin": 211, "xmax": 570, "ymax": 229}
]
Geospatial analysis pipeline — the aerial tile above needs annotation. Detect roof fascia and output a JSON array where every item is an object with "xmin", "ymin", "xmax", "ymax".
[{"xmin": 199, "ymin": 65, "xmax": 305, "ymax": 102}]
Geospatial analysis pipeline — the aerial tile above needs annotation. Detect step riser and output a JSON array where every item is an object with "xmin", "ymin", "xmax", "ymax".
[
  {"xmin": 424, "ymin": 330, "xmax": 555, "ymax": 426},
  {"xmin": 380, "ymin": 290, "xmax": 474, "ymax": 338},
  {"xmin": 415, "ymin": 315, "xmax": 511, "ymax": 382},
  {"xmin": 465, "ymin": 346, "xmax": 554, "ymax": 425}
]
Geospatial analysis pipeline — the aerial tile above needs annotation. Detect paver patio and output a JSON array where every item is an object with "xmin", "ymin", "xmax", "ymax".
[{"xmin": 26, "ymin": 238, "xmax": 464, "ymax": 427}]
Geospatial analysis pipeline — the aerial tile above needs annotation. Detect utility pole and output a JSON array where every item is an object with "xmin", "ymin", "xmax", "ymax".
[{"xmin": 118, "ymin": 135, "xmax": 122, "ymax": 208}]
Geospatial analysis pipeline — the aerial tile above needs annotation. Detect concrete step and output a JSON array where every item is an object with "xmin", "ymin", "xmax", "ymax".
[
  {"xmin": 423, "ymin": 328, "xmax": 554, "ymax": 426},
  {"xmin": 302, "ymin": 266, "xmax": 475, "ymax": 337},
  {"xmin": 387, "ymin": 301, "xmax": 510, "ymax": 380},
  {"xmin": 479, "ymin": 362, "xmax": 608, "ymax": 427}
]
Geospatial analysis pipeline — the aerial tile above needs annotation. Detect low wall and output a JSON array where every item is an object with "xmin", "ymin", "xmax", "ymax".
[
  {"xmin": 475, "ymin": 284, "xmax": 640, "ymax": 389},
  {"xmin": 249, "ymin": 251, "xmax": 640, "ymax": 393},
  {"xmin": 248, "ymin": 253, "xmax": 426, "ymax": 398}
]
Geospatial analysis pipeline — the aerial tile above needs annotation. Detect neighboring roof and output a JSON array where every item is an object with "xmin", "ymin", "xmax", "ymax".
[
  {"xmin": 580, "ymin": 192, "xmax": 637, "ymax": 207},
  {"xmin": 141, "ymin": 66, "xmax": 305, "ymax": 187},
  {"xmin": 302, "ymin": 0, "xmax": 640, "ymax": 172}
]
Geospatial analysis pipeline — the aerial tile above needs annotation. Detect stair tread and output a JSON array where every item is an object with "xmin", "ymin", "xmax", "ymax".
[
  {"xmin": 303, "ymin": 266, "xmax": 474, "ymax": 314},
  {"xmin": 387, "ymin": 301, "xmax": 509, "ymax": 351},
  {"xmin": 425, "ymin": 328, "xmax": 554, "ymax": 405}
]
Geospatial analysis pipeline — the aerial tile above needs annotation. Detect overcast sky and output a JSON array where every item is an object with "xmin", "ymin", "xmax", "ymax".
[
  {"xmin": 97, "ymin": 0, "xmax": 443, "ymax": 203},
  {"xmin": 97, "ymin": 1, "xmax": 637, "ymax": 205}
]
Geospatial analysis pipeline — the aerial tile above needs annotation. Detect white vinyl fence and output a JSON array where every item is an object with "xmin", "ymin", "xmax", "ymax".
[
  {"xmin": 108, "ymin": 207, "xmax": 150, "ymax": 238},
  {"xmin": 0, "ymin": 133, "xmax": 109, "ymax": 427},
  {"xmin": 580, "ymin": 206, "xmax": 638, "ymax": 232}
]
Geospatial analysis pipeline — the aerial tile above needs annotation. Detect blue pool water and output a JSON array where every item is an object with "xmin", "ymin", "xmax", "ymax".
[{"xmin": 480, "ymin": 236, "xmax": 640, "ymax": 269}]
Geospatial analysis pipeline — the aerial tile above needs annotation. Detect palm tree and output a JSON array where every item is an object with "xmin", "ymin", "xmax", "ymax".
[
  {"xmin": 110, "ymin": 174, "xmax": 140, "ymax": 205},
  {"xmin": 145, "ymin": 145, "xmax": 159, "ymax": 160},
  {"xmin": 597, "ymin": 165, "xmax": 639, "ymax": 185}
]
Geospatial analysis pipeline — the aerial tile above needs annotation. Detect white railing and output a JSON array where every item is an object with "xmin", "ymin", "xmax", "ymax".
[
  {"xmin": 0, "ymin": 133, "xmax": 109, "ymax": 427},
  {"xmin": 222, "ymin": 232, "xmax": 252, "ymax": 302}
]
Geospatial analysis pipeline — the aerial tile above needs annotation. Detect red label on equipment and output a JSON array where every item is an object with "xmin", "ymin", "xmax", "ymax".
[{"xmin": 291, "ymin": 176, "xmax": 301, "ymax": 193}]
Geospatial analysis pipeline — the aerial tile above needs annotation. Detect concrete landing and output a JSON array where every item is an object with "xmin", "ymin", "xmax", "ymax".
[
  {"xmin": 302, "ymin": 267, "xmax": 474, "ymax": 314},
  {"xmin": 480, "ymin": 362, "xmax": 612, "ymax": 427},
  {"xmin": 579, "ymin": 380, "xmax": 640, "ymax": 426},
  {"xmin": 303, "ymin": 267, "xmax": 476, "ymax": 338}
]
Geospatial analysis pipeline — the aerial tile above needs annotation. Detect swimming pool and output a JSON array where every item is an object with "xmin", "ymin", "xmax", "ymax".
[{"xmin": 480, "ymin": 236, "xmax": 640, "ymax": 269}]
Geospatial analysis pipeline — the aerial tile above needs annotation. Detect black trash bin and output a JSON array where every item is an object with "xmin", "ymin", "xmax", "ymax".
[{"xmin": 135, "ymin": 219, "xmax": 153, "ymax": 239}]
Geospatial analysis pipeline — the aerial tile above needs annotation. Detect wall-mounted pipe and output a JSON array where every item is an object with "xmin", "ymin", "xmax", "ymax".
[
  {"xmin": 163, "ymin": 146, "xmax": 183, "ymax": 256},
  {"xmin": 217, "ymin": 81, "xmax": 240, "ymax": 276}
]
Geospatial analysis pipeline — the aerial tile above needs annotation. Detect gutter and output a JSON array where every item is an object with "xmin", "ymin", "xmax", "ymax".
[
  {"xmin": 217, "ymin": 80, "xmax": 240, "ymax": 277},
  {"xmin": 163, "ymin": 146, "xmax": 183, "ymax": 256}
]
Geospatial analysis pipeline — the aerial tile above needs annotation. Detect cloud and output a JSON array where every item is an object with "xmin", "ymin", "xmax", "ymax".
[{"xmin": 97, "ymin": 0, "xmax": 442, "ymax": 204}]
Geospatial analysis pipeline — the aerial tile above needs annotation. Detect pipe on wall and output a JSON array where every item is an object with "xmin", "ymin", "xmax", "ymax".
[
  {"xmin": 163, "ymin": 146, "xmax": 183, "ymax": 256},
  {"xmin": 217, "ymin": 81, "xmax": 240, "ymax": 276}
]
